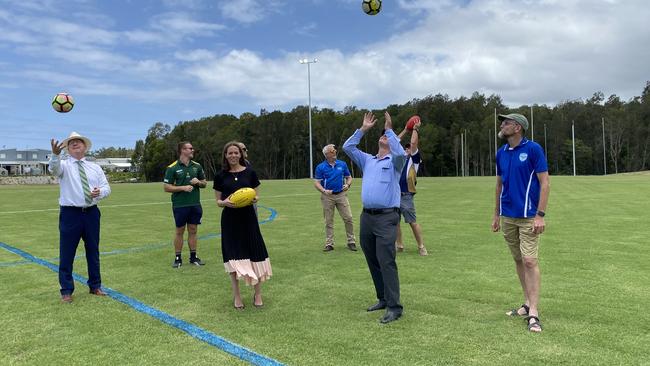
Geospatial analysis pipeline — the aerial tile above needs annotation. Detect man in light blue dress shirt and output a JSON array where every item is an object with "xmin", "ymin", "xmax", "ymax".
[
  {"xmin": 343, "ymin": 112, "xmax": 406, "ymax": 324},
  {"xmin": 49, "ymin": 132, "xmax": 111, "ymax": 303}
]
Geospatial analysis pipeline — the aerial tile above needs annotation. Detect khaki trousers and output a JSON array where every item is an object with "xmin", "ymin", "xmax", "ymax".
[{"xmin": 321, "ymin": 192, "xmax": 356, "ymax": 246}]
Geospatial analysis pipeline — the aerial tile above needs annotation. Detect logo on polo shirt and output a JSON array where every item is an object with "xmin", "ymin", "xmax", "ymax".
[{"xmin": 519, "ymin": 153, "xmax": 528, "ymax": 162}]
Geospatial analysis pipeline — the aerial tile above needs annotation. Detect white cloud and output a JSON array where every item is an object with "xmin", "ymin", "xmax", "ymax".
[
  {"xmin": 292, "ymin": 22, "xmax": 318, "ymax": 37},
  {"xmin": 219, "ymin": 0, "xmax": 285, "ymax": 24},
  {"xmin": 3, "ymin": 0, "xmax": 649, "ymax": 117},
  {"xmin": 188, "ymin": 0, "xmax": 650, "ymax": 109},
  {"xmin": 150, "ymin": 12, "xmax": 225, "ymax": 35}
]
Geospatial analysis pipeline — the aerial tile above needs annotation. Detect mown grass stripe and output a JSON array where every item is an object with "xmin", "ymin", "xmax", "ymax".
[
  {"xmin": 0, "ymin": 241, "xmax": 284, "ymax": 366},
  {"xmin": 0, "ymin": 206, "xmax": 277, "ymax": 267}
]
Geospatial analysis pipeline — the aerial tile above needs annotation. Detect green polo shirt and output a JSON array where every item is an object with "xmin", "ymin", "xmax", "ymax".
[{"xmin": 163, "ymin": 159, "xmax": 206, "ymax": 208}]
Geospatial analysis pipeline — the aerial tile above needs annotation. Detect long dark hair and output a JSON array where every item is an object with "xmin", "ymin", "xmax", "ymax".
[{"xmin": 222, "ymin": 141, "xmax": 247, "ymax": 170}]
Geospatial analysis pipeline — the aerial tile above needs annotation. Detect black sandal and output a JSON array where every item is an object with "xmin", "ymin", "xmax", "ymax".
[
  {"xmin": 524, "ymin": 315, "xmax": 543, "ymax": 332},
  {"xmin": 506, "ymin": 304, "xmax": 529, "ymax": 317}
]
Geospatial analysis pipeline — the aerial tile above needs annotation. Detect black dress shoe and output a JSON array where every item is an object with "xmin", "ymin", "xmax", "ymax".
[
  {"xmin": 367, "ymin": 302, "xmax": 387, "ymax": 312},
  {"xmin": 380, "ymin": 311, "xmax": 402, "ymax": 324}
]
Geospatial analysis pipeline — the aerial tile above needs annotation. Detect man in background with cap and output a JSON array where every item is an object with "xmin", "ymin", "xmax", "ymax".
[
  {"xmin": 491, "ymin": 113, "xmax": 550, "ymax": 333},
  {"xmin": 49, "ymin": 132, "xmax": 111, "ymax": 303}
]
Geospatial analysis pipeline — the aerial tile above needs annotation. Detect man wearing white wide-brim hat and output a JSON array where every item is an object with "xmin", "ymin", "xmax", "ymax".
[{"xmin": 49, "ymin": 132, "xmax": 111, "ymax": 304}]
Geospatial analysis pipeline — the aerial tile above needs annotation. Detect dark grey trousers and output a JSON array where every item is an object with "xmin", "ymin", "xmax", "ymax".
[{"xmin": 359, "ymin": 210, "xmax": 403, "ymax": 312}]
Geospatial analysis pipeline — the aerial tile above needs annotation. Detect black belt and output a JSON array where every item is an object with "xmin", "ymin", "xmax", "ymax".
[
  {"xmin": 401, "ymin": 192, "xmax": 414, "ymax": 196},
  {"xmin": 62, "ymin": 205, "xmax": 97, "ymax": 212},
  {"xmin": 331, "ymin": 191, "xmax": 343, "ymax": 195},
  {"xmin": 362, "ymin": 207, "xmax": 399, "ymax": 215}
]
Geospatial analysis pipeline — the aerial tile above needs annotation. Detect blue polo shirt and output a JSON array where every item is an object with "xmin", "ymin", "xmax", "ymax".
[
  {"xmin": 315, "ymin": 159, "xmax": 351, "ymax": 193},
  {"xmin": 343, "ymin": 129, "xmax": 406, "ymax": 208},
  {"xmin": 496, "ymin": 138, "xmax": 548, "ymax": 218}
]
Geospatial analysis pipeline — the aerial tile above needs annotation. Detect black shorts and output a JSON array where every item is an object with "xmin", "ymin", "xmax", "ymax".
[{"xmin": 172, "ymin": 205, "xmax": 203, "ymax": 227}]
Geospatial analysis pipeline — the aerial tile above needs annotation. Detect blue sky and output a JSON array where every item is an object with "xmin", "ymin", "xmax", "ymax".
[{"xmin": 1, "ymin": 0, "xmax": 649, "ymax": 149}]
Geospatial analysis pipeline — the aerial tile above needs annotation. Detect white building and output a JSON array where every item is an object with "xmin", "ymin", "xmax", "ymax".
[{"xmin": 0, "ymin": 148, "xmax": 51, "ymax": 175}]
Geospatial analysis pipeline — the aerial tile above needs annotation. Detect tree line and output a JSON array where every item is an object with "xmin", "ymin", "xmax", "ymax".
[{"xmin": 132, "ymin": 82, "xmax": 650, "ymax": 181}]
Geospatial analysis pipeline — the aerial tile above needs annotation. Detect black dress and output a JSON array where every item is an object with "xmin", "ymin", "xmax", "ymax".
[{"xmin": 213, "ymin": 167, "xmax": 271, "ymax": 285}]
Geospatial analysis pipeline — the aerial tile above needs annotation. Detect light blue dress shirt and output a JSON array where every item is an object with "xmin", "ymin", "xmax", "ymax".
[{"xmin": 343, "ymin": 129, "xmax": 406, "ymax": 209}]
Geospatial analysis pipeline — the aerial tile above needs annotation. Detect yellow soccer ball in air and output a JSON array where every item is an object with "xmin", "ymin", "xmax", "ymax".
[
  {"xmin": 228, "ymin": 187, "xmax": 256, "ymax": 208},
  {"xmin": 362, "ymin": 0, "xmax": 381, "ymax": 15}
]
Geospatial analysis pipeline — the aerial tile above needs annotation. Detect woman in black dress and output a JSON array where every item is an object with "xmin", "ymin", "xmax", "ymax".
[{"xmin": 213, "ymin": 141, "xmax": 272, "ymax": 309}]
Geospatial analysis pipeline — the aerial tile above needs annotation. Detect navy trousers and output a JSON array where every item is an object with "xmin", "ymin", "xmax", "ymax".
[
  {"xmin": 359, "ymin": 210, "xmax": 403, "ymax": 313},
  {"xmin": 58, "ymin": 206, "xmax": 101, "ymax": 295}
]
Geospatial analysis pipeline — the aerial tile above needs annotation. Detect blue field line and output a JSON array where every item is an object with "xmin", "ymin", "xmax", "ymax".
[
  {"xmin": 0, "ymin": 259, "xmax": 32, "ymax": 267},
  {"xmin": 0, "ymin": 241, "xmax": 284, "ymax": 366},
  {"xmin": 0, "ymin": 206, "xmax": 278, "ymax": 268}
]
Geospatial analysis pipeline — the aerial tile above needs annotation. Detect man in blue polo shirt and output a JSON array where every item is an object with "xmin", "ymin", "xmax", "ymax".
[
  {"xmin": 314, "ymin": 144, "xmax": 357, "ymax": 252},
  {"xmin": 491, "ymin": 113, "xmax": 550, "ymax": 333},
  {"xmin": 344, "ymin": 111, "xmax": 407, "ymax": 324}
]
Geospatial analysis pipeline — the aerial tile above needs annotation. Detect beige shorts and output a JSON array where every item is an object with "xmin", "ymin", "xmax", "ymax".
[{"xmin": 501, "ymin": 217, "xmax": 540, "ymax": 260}]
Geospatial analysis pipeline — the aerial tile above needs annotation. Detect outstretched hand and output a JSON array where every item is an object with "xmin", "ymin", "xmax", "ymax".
[
  {"xmin": 361, "ymin": 112, "xmax": 376, "ymax": 132},
  {"xmin": 384, "ymin": 111, "xmax": 393, "ymax": 132},
  {"xmin": 50, "ymin": 139, "xmax": 64, "ymax": 155}
]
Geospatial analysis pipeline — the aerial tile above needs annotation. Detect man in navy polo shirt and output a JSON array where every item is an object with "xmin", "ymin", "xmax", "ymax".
[
  {"xmin": 314, "ymin": 144, "xmax": 356, "ymax": 252},
  {"xmin": 396, "ymin": 118, "xmax": 427, "ymax": 256},
  {"xmin": 344, "ymin": 111, "xmax": 407, "ymax": 324},
  {"xmin": 491, "ymin": 113, "xmax": 550, "ymax": 333}
]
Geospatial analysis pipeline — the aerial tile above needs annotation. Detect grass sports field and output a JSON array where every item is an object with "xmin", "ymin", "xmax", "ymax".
[{"xmin": 1, "ymin": 174, "xmax": 648, "ymax": 365}]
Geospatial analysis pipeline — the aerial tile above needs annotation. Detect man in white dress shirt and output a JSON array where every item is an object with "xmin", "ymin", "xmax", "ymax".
[{"xmin": 49, "ymin": 132, "xmax": 111, "ymax": 303}]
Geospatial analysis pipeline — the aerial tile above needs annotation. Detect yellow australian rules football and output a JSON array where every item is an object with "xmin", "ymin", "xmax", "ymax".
[{"xmin": 228, "ymin": 187, "xmax": 256, "ymax": 208}]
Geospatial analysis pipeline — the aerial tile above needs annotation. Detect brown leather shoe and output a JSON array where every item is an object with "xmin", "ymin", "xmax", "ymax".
[
  {"xmin": 61, "ymin": 294, "xmax": 73, "ymax": 303},
  {"xmin": 89, "ymin": 288, "xmax": 107, "ymax": 296}
]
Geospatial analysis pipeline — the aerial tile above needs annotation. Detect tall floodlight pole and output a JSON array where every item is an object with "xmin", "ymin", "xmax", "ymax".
[
  {"xmin": 494, "ymin": 108, "xmax": 498, "ymax": 176},
  {"xmin": 530, "ymin": 105, "xmax": 534, "ymax": 141},
  {"xmin": 602, "ymin": 117, "xmax": 607, "ymax": 175},
  {"xmin": 299, "ymin": 58, "xmax": 318, "ymax": 178},
  {"xmin": 460, "ymin": 132, "xmax": 464, "ymax": 177},
  {"xmin": 488, "ymin": 129, "xmax": 492, "ymax": 176},
  {"xmin": 544, "ymin": 123, "xmax": 548, "ymax": 160},
  {"xmin": 572, "ymin": 120, "xmax": 576, "ymax": 176}
]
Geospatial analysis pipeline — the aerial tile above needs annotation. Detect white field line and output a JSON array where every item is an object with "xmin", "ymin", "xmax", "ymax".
[{"xmin": 0, "ymin": 193, "xmax": 312, "ymax": 215}]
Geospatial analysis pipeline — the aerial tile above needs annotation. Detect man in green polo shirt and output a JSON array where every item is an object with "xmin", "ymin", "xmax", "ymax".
[{"xmin": 164, "ymin": 141, "xmax": 207, "ymax": 268}]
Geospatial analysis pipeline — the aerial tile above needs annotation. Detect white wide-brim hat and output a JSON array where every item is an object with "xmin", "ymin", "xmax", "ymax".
[{"xmin": 62, "ymin": 131, "xmax": 92, "ymax": 150}]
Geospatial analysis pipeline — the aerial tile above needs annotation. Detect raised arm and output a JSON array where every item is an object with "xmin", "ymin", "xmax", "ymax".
[
  {"xmin": 410, "ymin": 120, "xmax": 421, "ymax": 152},
  {"xmin": 48, "ymin": 139, "xmax": 64, "ymax": 177},
  {"xmin": 343, "ymin": 112, "xmax": 376, "ymax": 169},
  {"xmin": 384, "ymin": 112, "xmax": 407, "ymax": 172}
]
